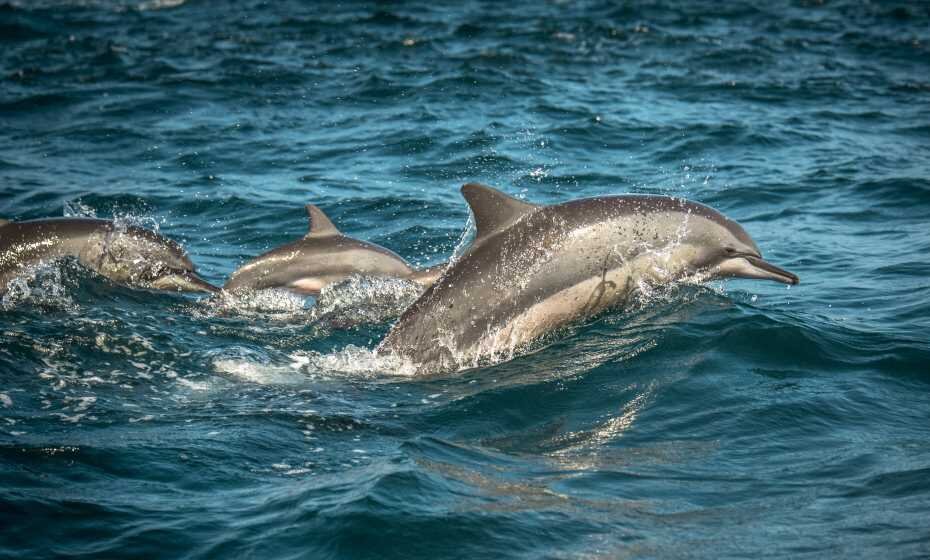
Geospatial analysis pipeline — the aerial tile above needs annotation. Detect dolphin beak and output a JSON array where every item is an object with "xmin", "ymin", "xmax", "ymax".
[
  {"xmin": 151, "ymin": 270, "xmax": 221, "ymax": 293},
  {"xmin": 717, "ymin": 255, "xmax": 799, "ymax": 285}
]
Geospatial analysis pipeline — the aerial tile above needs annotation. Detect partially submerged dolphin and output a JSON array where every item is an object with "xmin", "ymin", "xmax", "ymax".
[
  {"xmin": 0, "ymin": 217, "xmax": 218, "ymax": 294},
  {"xmin": 379, "ymin": 183, "xmax": 799, "ymax": 371},
  {"xmin": 224, "ymin": 204, "xmax": 443, "ymax": 295}
]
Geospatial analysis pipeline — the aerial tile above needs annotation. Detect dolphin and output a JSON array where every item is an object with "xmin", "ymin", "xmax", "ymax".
[
  {"xmin": 0, "ymin": 217, "xmax": 219, "ymax": 294},
  {"xmin": 223, "ymin": 204, "xmax": 443, "ymax": 295},
  {"xmin": 378, "ymin": 183, "xmax": 799, "ymax": 371}
]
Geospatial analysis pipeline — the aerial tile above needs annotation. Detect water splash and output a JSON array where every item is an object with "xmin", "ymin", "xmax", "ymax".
[
  {"xmin": 291, "ymin": 345, "xmax": 418, "ymax": 379},
  {"xmin": 311, "ymin": 275, "xmax": 423, "ymax": 328},
  {"xmin": 194, "ymin": 275, "xmax": 423, "ymax": 328},
  {"xmin": 63, "ymin": 200, "xmax": 98, "ymax": 218},
  {"xmin": 212, "ymin": 356, "xmax": 304, "ymax": 385},
  {"xmin": 198, "ymin": 288, "xmax": 311, "ymax": 318},
  {"xmin": 212, "ymin": 344, "xmax": 418, "ymax": 384},
  {"xmin": 0, "ymin": 261, "xmax": 77, "ymax": 310},
  {"xmin": 449, "ymin": 213, "xmax": 477, "ymax": 265}
]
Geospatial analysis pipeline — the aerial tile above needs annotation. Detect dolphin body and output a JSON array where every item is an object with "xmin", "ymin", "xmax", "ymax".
[
  {"xmin": 0, "ymin": 217, "xmax": 218, "ymax": 294},
  {"xmin": 378, "ymin": 183, "xmax": 799, "ymax": 372},
  {"xmin": 224, "ymin": 204, "xmax": 443, "ymax": 295}
]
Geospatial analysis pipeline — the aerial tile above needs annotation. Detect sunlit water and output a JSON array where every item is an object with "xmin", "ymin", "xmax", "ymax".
[{"xmin": 2, "ymin": 1, "xmax": 929, "ymax": 558}]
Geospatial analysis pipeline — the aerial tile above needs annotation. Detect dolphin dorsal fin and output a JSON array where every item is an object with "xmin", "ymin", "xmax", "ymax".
[
  {"xmin": 304, "ymin": 204, "xmax": 340, "ymax": 238},
  {"xmin": 461, "ymin": 183, "xmax": 539, "ymax": 245}
]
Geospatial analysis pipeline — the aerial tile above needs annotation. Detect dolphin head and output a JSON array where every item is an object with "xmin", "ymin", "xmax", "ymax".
[
  {"xmin": 85, "ymin": 224, "xmax": 219, "ymax": 293},
  {"xmin": 688, "ymin": 208, "xmax": 799, "ymax": 285}
]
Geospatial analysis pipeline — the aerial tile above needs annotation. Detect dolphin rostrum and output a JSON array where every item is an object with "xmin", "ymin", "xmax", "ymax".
[
  {"xmin": 223, "ymin": 204, "xmax": 443, "ymax": 295},
  {"xmin": 378, "ymin": 183, "xmax": 799, "ymax": 371},
  {"xmin": 0, "ymin": 217, "xmax": 218, "ymax": 294}
]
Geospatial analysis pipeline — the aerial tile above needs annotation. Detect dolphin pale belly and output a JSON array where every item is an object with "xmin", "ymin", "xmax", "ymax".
[
  {"xmin": 378, "ymin": 183, "xmax": 799, "ymax": 372},
  {"xmin": 0, "ymin": 217, "xmax": 218, "ymax": 294},
  {"xmin": 223, "ymin": 204, "xmax": 444, "ymax": 295}
]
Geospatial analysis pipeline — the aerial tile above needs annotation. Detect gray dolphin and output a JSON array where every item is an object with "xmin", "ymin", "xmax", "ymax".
[
  {"xmin": 223, "ymin": 204, "xmax": 443, "ymax": 295},
  {"xmin": 378, "ymin": 183, "xmax": 799, "ymax": 371},
  {"xmin": 0, "ymin": 217, "xmax": 219, "ymax": 294}
]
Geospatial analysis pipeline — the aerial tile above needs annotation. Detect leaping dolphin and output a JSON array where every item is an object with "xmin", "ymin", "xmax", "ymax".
[
  {"xmin": 0, "ymin": 217, "xmax": 218, "ymax": 294},
  {"xmin": 378, "ymin": 183, "xmax": 799, "ymax": 372},
  {"xmin": 223, "ymin": 204, "xmax": 443, "ymax": 295}
]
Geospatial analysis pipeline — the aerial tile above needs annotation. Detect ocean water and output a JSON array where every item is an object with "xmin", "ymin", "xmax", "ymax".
[{"xmin": 2, "ymin": 0, "xmax": 929, "ymax": 557}]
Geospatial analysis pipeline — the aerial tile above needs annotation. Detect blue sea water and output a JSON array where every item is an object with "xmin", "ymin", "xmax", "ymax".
[{"xmin": 2, "ymin": 0, "xmax": 929, "ymax": 557}]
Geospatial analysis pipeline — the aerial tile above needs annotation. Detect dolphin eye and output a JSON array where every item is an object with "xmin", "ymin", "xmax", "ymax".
[{"xmin": 724, "ymin": 247, "xmax": 737, "ymax": 255}]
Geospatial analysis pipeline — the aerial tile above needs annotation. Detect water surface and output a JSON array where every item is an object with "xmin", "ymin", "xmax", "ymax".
[{"xmin": 2, "ymin": 1, "xmax": 929, "ymax": 558}]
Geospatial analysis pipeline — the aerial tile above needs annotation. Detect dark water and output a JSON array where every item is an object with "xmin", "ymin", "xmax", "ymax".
[{"xmin": 2, "ymin": 1, "xmax": 930, "ymax": 557}]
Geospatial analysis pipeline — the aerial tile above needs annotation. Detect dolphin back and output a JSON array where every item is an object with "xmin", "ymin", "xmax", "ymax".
[{"xmin": 224, "ymin": 204, "xmax": 422, "ymax": 294}]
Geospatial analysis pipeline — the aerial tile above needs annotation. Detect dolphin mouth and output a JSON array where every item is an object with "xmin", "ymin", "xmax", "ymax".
[
  {"xmin": 151, "ymin": 270, "xmax": 221, "ymax": 293},
  {"xmin": 717, "ymin": 254, "xmax": 799, "ymax": 285}
]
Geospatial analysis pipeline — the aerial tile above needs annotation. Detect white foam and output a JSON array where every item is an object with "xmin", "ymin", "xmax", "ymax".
[
  {"xmin": 211, "ymin": 344, "xmax": 418, "ymax": 385},
  {"xmin": 270, "ymin": 462, "xmax": 312, "ymax": 476},
  {"xmin": 193, "ymin": 274, "xmax": 423, "ymax": 329},
  {"xmin": 62, "ymin": 200, "xmax": 98, "ymax": 218},
  {"xmin": 196, "ymin": 288, "xmax": 310, "ymax": 318},
  {"xmin": 176, "ymin": 378, "xmax": 212, "ymax": 392},
  {"xmin": 450, "ymin": 214, "xmax": 476, "ymax": 263},
  {"xmin": 310, "ymin": 275, "xmax": 423, "ymax": 327},
  {"xmin": 0, "ymin": 262, "xmax": 76, "ymax": 310},
  {"xmin": 53, "ymin": 412, "xmax": 88, "ymax": 424},
  {"xmin": 212, "ymin": 358, "xmax": 303, "ymax": 385},
  {"xmin": 291, "ymin": 345, "xmax": 419, "ymax": 379},
  {"xmin": 65, "ymin": 395, "xmax": 97, "ymax": 412},
  {"xmin": 137, "ymin": 0, "xmax": 186, "ymax": 10}
]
